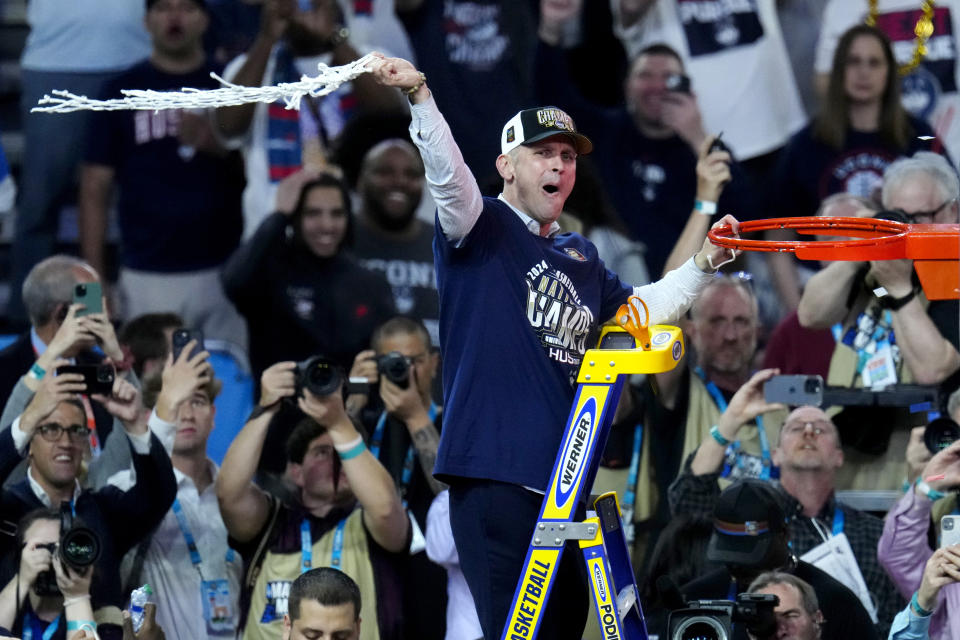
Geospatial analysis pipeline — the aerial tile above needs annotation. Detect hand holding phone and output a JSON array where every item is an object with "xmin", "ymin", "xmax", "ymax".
[
  {"xmin": 72, "ymin": 282, "xmax": 103, "ymax": 317},
  {"xmin": 172, "ymin": 329, "xmax": 205, "ymax": 362}
]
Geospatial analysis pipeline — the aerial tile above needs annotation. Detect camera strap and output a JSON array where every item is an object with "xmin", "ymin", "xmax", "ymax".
[
  {"xmin": 300, "ymin": 517, "xmax": 348, "ymax": 573},
  {"xmin": 22, "ymin": 612, "xmax": 61, "ymax": 640},
  {"xmin": 696, "ymin": 368, "xmax": 772, "ymax": 480},
  {"xmin": 370, "ymin": 403, "xmax": 438, "ymax": 505}
]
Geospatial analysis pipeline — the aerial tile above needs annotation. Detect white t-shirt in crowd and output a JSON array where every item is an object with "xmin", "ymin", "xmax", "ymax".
[
  {"xmin": 816, "ymin": 0, "xmax": 960, "ymax": 165},
  {"xmin": 611, "ymin": 0, "xmax": 808, "ymax": 160}
]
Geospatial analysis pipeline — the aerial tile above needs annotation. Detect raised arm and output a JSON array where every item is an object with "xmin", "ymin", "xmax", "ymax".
[
  {"xmin": 662, "ymin": 136, "xmax": 732, "ymax": 276},
  {"xmin": 215, "ymin": 0, "xmax": 291, "ymax": 139},
  {"xmin": 298, "ymin": 387, "xmax": 409, "ymax": 553},
  {"xmin": 873, "ymin": 259, "xmax": 960, "ymax": 385},
  {"xmin": 215, "ymin": 362, "xmax": 293, "ymax": 543},
  {"xmin": 368, "ymin": 55, "xmax": 483, "ymax": 243},
  {"xmin": 796, "ymin": 260, "xmax": 865, "ymax": 329}
]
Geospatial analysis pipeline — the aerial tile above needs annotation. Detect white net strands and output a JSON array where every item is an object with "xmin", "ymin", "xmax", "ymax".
[{"xmin": 32, "ymin": 53, "xmax": 378, "ymax": 114}]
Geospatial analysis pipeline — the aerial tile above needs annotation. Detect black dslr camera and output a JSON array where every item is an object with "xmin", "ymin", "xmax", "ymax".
[
  {"xmin": 295, "ymin": 356, "xmax": 344, "ymax": 397},
  {"xmin": 376, "ymin": 351, "xmax": 411, "ymax": 389},
  {"xmin": 668, "ymin": 593, "xmax": 779, "ymax": 640},
  {"xmin": 925, "ymin": 416, "xmax": 960, "ymax": 454},
  {"xmin": 34, "ymin": 502, "xmax": 101, "ymax": 596}
]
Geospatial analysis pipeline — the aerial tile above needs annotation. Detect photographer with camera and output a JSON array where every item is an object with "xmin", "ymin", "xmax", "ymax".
[
  {"xmin": 670, "ymin": 370, "xmax": 902, "ymax": 635},
  {"xmin": 216, "ymin": 358, "xmax": 409, "ymax": 640},
  {"xmin": 0, "ymin": 508, "xmax": 96, "ymax": 640},
  {"xmin": 676, "ymin": 479, "xmax": 877, "ymax": 640},
  {"xmin": 746, "ymin": 572, "xmax": 824, "ymax": 640},
  {"xmin": 797, "ymin": 151, "xmax": 960, "ymax": 491},
  {"xmin": 346, "ymin": 316, "xmax": 446, "ymax": 640},
  {"xmin": 0, "ymin": 359, "xmax": 177, "ymax": 633}
]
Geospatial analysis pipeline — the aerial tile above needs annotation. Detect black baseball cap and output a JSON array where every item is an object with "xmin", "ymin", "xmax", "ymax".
[
  {"xmin": 706, "ymin": 479, "xmax": 789, "ymax": 568},
  {"xmin": 500, "ymin": 107, "xmax": 593, "ymax": 156}
]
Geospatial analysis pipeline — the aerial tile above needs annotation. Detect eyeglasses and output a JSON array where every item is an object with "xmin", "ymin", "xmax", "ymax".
[
  {"xmin": 893, "ymin": 198, "xmax": 957, "ymax": 223},
  {"xmin": 782, "ymin": 421, "xmax": 832, "ymax": 437},
  {"xmin": 36, "ymin": 423, "xmax": 90, "ymax": 442}
]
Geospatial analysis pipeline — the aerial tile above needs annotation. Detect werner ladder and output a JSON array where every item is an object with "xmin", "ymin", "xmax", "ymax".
[{"xmin": 502, "ymin": 298, "xmax": 684, "ymax": 640}]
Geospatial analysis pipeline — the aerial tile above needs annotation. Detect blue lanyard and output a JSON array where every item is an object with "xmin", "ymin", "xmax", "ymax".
[
  {"xmin": 832, "ymin": 506, "xmax": 844, "ymax": 536},
  {"xmin": 301, "ymin": 517, "xmax": 348, "ymax": 573},
  {"xmin": 371, "ymin": 403, "xmax": 438, "ymax": 503},
  {"xmin": 623, "ymin": 424, "xmax": 643, "ymax": 513},
  {"xmin": 23, "ymin": 613, "xmax": 60, "ymax": 640},
  {"xmin": 172, "ymin": 498, "xmax": 235, "ymax": 577},
  {"xmin": 696, "ymin": 368, "xmax": 772, "ymax": 479},
  {"xmin": 172, "ymin": 499, "xmax": 202, "ymax": 567}
]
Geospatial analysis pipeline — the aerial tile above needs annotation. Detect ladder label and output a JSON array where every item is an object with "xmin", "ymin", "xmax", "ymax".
[
  {"xmin": 506, "ymin": 551, "xmax": 557, "ymax": 639},
  {"xmin": 543, "ymin": 387, "xmax": 608, "ymax": 519},
  {"xmin": 586, "ymin": 555, "xmax": 622, "ymax": 640}
]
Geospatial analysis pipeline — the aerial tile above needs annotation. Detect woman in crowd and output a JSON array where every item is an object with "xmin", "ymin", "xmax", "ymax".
[{"xmin": 767, "ymin": 24, "xmax": 940, "ymax": 310}]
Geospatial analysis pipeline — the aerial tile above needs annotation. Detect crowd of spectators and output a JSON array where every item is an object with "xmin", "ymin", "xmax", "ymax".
[{"xmin": 4, "ymin": 1, "xmax": 960, "ymax": 639}]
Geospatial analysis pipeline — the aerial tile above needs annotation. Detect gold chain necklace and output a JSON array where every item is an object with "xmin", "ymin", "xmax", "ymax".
[{"xmin": 865, "ymin": 0, "xmax": 936, "ymax": 75}]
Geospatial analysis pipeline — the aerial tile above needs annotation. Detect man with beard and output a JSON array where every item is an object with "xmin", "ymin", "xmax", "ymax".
[
  {"xmin": 350, "ymin": 140, "xmax": 439, "ymax": 344},
  {"xmin": 626, "ymin": 273, "xmax": 783, "ymax": 564},
  {"xmin": 214, "ymin": 0, "xmax": 403, "ymax": 236}
]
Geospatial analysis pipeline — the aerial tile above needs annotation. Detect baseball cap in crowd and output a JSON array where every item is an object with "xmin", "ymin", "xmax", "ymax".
[
  {"xmin": 501, "ymin": 107, "xmax": 593, "ymax": 156},
  {"xmin": 706, "ymin": 479, "xmax": 789, "ymax": 568}
]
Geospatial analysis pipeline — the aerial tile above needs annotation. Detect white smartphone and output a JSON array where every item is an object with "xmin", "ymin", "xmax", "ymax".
[{"xmin": 941, "ymin": 515, "xmax": 960, "ymax": 548}]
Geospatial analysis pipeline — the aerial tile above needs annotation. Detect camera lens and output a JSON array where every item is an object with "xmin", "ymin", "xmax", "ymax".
[
  {"xmin": 96, "ymin": 365, "xmax": 114, "ymax": 383},
  {"xmin": 378, "ymin": 352, "xmax": 410, "ymax": 389},
  {"xmin": 60, "ymin": 526, "xmax": 100, "ymax": 570},
  {"xmin": 675, "ymin": 617, "xmax": 727, "ymax": 640},
  {"xmin": 945, "ymin": 519, "xmax": 955, "ymax": 531},
  {"xmin": 924, "ymin": 417, "xmax": 960, "ymax": 454},
  {"xmin": 804, "ymin": 378, "xmax": 821, "ymax": 394},
  {"xmin": 299, "ymin": 356, "xmax": 343, "ymax": 396},
  {"xmin": 75, "ymin": 284, "xmax": 86, "ymax": 296}
]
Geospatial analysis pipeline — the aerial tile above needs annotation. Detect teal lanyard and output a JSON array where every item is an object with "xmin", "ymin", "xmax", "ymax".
[
  {"xmin": 23, "ymin": 613, "xmax": 61, "ymax": 640},
  {"xmin": 370, "ymin": 402, "xmax": 438, "ymax": 505},
  {"xmin": 301, "ymin": 517, "xmax": 347, "ymax": 573},
  {"xmin": 695, "ymin": 367, "xmax": 772, "ymax": 479}
]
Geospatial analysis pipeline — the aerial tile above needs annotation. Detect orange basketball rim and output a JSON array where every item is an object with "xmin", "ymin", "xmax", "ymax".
[{"xmin": 707, "ymin": 216, "xmax": 960, "ymax": 300}]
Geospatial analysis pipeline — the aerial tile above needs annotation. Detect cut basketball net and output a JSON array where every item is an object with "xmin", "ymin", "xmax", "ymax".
[
  {"xmin": 32, "ymin": 53, "xmax": 379, "ymax": 113},
  {"xmin": 708, "ymin": 216, "xmax": 960, "ymax": 300}
]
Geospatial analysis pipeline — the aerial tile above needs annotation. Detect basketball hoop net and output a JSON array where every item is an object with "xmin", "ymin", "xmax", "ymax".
[{"xmin": 31, "ymin": 53, "xmax": 378, "ymax": 113}]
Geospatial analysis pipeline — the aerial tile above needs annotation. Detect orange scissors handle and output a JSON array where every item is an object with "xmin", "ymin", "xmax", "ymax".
[{"xmin": 615, "ymin": 296, "xmax": 651, "ymax": 350}]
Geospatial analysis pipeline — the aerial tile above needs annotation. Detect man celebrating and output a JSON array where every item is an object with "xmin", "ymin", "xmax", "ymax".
[{"xmin": 370, "ymin": 54, "xmax": 738, "ymax": 639}]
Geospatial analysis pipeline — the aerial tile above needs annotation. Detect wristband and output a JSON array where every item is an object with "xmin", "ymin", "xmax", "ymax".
[
  {"xmin": 403, "ymin": 72, "xmax": 427, "ymax": 96},
  {"xmin": 694, "ymin": 199, "xmax": 717, "ymax": 216},
  {"xmin": 916, "ymin": 478, "xmax": 946, "ymax": 501},
  {"xmin": 881, "ymin": 289, "xmax": 916, "ymax": 311},
  {"xmin": 911, "ymin": 591, "xmax": 934, "ymax": 617},
  {"xmin": 710, "ymin": 424, "xmax": 732, "ymax": 447},
  {"xmin": 28, "ymin": 362, "xmax": 46, "ymax": 381},
  {"xmin": 336, "ymin": 438, "xmax": 367, "ymax": 461},
  {"xmin": 66, "ymin": 620, "xmax": 97, "ymax": 631}
]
